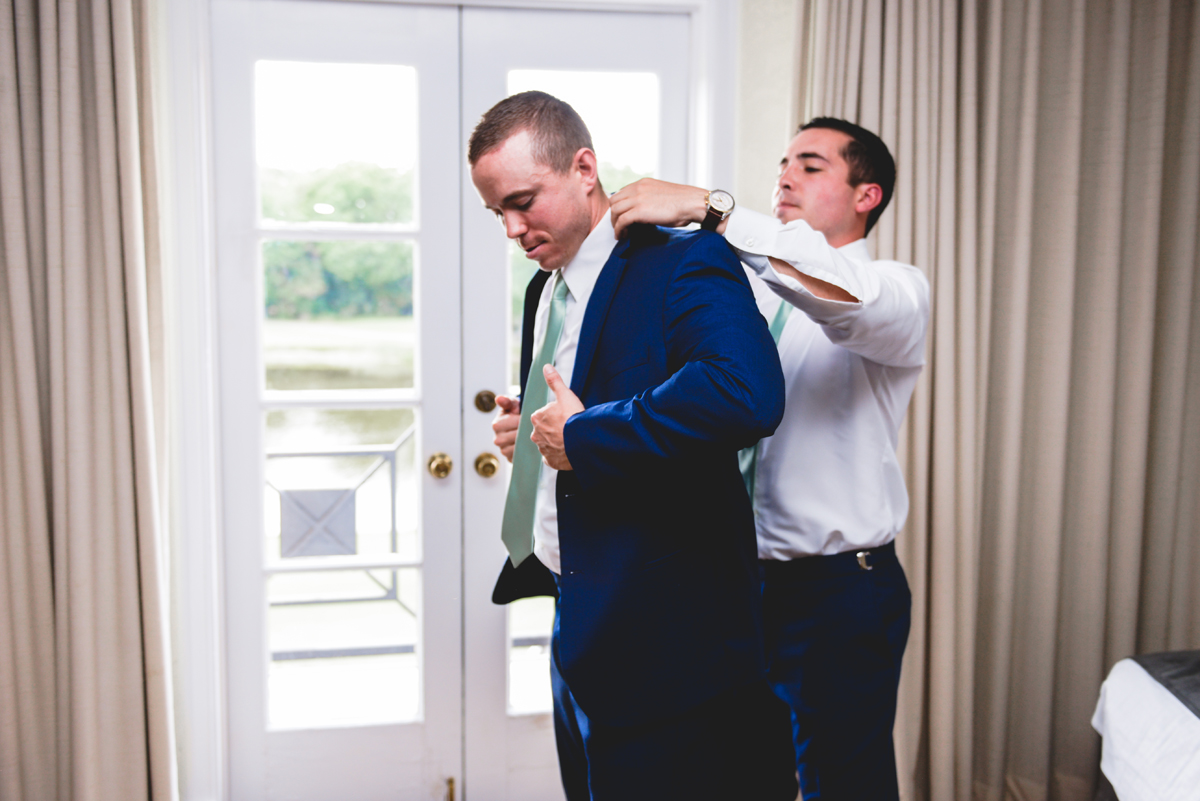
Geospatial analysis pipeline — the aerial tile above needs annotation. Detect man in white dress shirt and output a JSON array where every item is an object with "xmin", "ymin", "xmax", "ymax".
[{"xmin": 610, "ymin": 118, "xmax": 930, "ymax": 800}]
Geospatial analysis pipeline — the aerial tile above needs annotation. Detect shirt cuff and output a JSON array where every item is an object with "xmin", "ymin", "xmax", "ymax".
[{"xmin": 725, "ymin": 208, "xmax": 865, "ymax": 307}]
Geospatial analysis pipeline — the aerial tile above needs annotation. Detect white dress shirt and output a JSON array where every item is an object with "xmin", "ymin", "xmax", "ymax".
[
  {"xmin": 530, "ymin": 213, "xmax": 615, "ymax": 574},
  {"xmin": 723, "ymin": 207, "xmax": 930, "ymax": 558}
]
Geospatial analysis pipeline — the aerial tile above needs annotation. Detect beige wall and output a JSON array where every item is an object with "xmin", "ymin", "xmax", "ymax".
[{"xmin": 734, "ymin": 0, "xmax": 802, "ymax": 215}]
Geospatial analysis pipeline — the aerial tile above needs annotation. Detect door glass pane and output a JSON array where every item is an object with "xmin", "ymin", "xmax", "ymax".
[
  {"xmin": 263, "ymin": 408, "xmax": 423, "ymax": 729},
  {"xmin": 264, "ymin": 408, "xmax": 419, "ymax": 562},
  {"xmin": 502, "ymin": 72, "xmax": 661, "ymax": 703},
  {"xmin": 256, "ymin": 61, "xmax": 417, "ymax": 225},
  {"xmin": 508, "ymin": 597, "xmax": 554, "ymax": 714},
  {"xmin": 268, "ymin": 568, "xmax": 422, "ymax": 729},
  {"xmin": 263, "ymin": 240, "xmax": 416, "ymax": 390}
]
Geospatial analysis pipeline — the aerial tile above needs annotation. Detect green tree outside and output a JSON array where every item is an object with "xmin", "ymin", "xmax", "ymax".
[
  {"xmin": 261, "ymin": 163, "xmax": 415, "ymax": 319},
  {"xmin": 264, "ymin": 240, "xmax": 413, "ymax": 319}
]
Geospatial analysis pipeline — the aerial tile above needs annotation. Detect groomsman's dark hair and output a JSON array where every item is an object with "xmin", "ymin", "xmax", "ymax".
[
  {"xmin": 800, "ymin": 117, "xmax": 896, "ymax": 236},
  {"xmin": 469, "ymin": 91, "xmax": 596, "ymax": 177}
]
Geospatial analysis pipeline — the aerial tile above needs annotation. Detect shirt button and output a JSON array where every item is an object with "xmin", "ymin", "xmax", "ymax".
[{"xmin": 745, "ymin": 237, "xmax": 755, "ymax": 247}]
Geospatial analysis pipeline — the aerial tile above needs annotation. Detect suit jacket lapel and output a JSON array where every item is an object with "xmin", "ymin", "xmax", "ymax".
[
  {"xmin": 519, "ymin": 268, "xmax": 553, "ymax": 396},
  {"xmin": 570, "ymin": 237, "xmax": 632, "ymax": 397}
]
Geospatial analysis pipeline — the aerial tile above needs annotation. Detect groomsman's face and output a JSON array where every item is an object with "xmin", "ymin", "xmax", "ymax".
[
  {"xmin": 471, "ymin": 129, "xmax": 596, "ymax": 272},
  {"xmin": 773, "ymin": 127, "xmax": 874, "ymax": 247}
]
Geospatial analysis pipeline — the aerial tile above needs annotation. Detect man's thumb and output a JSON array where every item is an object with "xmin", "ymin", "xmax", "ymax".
[{"xmin": 543, "ymin": 364, "xmax": 568, "ymax": 399}]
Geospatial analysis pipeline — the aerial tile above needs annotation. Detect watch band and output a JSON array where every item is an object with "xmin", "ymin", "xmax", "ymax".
[{"xmin": 702, "ymin": 206, "xmax": 724, "ymax": 232}]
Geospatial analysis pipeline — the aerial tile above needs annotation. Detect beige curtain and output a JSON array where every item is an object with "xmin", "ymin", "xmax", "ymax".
[
  {"xmin": 797, "ymin": 0, "xmax": 1200, "ymax": 799},
  {"xmin": 0, "ymin": 0, "xmax": 176, "ymax": 798}
]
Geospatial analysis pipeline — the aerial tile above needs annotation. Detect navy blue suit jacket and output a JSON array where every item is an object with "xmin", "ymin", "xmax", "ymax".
[{"xmin": 493, "ymin": 224, "xmax": 785, "ymax": 727}]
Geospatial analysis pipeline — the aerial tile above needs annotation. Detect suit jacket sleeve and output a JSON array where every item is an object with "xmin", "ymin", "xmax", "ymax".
[{"xmin": 562, "ymin": 233, "xmax": 786, "ymax": 490}]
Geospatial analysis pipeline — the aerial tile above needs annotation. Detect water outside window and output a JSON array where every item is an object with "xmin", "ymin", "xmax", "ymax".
[
  {"xmin": 262, "ymin": 240, "xmax": 416, "ymax": 390},
  {"xmin": 503, "ymin": 70, "xmax": 661, "ymax": 715}
]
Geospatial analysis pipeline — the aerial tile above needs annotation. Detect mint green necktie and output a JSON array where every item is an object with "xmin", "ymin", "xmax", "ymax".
[
  {"xmin": 740, "ymin": 299, "xmax": 793, "ymax": 502},
  {"xmin": 501, "ymin": 272, "xmax": 570, "ymax": 566}
]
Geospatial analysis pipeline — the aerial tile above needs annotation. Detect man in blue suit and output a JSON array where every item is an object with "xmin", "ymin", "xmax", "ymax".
[{"xmin": 469, "ymin": 91, "xmax": 796, "ymax": 800}]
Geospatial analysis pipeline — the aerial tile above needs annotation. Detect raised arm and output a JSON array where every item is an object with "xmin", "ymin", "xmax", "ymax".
[
  {"xmin": 725, "ymin": 208, "xmax": 929, "ymax": 368},
  {"xmin": 611, "ymin": 178, "xmax": 857, "ymax": 302}
]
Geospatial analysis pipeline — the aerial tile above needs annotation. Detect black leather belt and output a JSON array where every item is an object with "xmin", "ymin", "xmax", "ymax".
[{"xmin": 760, "ymin": 540, "xmax": 898, "ymax": 578}]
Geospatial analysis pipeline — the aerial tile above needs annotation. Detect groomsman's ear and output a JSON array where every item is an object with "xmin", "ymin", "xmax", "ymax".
[{"xmin": 854, "ymin": 182, "xmax": 883, "ymax": 216}]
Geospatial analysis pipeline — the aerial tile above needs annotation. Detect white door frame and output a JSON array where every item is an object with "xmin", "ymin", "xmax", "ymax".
[{"xmin": 159, "ymin": 0, "xmax": 737, "ymax": 798}]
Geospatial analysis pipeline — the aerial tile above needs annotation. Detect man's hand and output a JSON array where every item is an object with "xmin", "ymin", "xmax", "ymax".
[
  {"xmin": 492, "ymin": 395, "xmax": 521, "ymax": 462},
  {"xmin": 610, "ymin": 178, "xmax": 711, "ymax": 239},
  {"xmin": 530, "ymin": 365, "xmax": 585, "ymax": 471}
]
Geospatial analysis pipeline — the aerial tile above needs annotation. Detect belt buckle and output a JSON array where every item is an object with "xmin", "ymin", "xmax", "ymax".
[{"xmin": 856, "ymin": 550, "xmax": 873, "ymax": 571}]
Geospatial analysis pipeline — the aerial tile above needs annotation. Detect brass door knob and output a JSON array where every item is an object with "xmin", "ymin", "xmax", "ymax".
[
  {"xmin": 474, "ymin": 452, "xmax": 501, "ymax": 478},
  {"xmin": 427, "ymin": 452, "xmax": 453, "ymax": 479},
  {"xmin": 474, "ymin": 390, "xmax": 497, "ymax": 412}
]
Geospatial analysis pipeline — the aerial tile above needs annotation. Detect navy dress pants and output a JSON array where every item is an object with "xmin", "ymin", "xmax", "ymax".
[
  {"xmin": 760, "ymin": 542, "xmax": 911, "ymax": 801},
  {"xmin": 549, "ymin": 603, "xmax": 798, "ymax": 801}
]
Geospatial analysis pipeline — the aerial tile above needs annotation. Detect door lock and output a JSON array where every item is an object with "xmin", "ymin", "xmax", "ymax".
[
  {"xmin": 474, "ymin": 452, "xmax": 501, "ymax": 477},
  {"xmin": 427, "ymin": 453, "xmax": 453, "ymax": 479}
]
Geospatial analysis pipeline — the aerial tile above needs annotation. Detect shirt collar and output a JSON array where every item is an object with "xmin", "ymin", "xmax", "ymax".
[
  {"xmin": 838, "ymin": 237, "xmax": 872, "ymax": 264},
  {"xmin": 558, "ymin": 211, "xmax": 616, "ymax": 307}
]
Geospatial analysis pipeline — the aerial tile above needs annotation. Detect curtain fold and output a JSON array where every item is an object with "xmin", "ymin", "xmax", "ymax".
[
  {"xmin": 0, "ymin": 0, "xmax": 176, "ymax": 798},
  {"xmin": 798, "ymin": 1, "xmax": 1200, "ymax": 799}
]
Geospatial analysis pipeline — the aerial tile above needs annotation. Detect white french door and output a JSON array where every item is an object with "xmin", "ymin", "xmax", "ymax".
[{"xmin": 211, "ymin": 2, "xmax": 688, "ymax": 799}]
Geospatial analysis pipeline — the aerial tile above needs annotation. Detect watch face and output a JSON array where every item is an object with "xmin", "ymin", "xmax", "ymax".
[{"xmin": 709, "ymin": 189, "xmax": 734, "ymax": 214}]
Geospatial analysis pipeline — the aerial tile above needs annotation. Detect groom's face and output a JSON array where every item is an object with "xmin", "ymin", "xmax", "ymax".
[{"xmin": 470, "ymin": 129, "xmax": 594, "ymax": 272}]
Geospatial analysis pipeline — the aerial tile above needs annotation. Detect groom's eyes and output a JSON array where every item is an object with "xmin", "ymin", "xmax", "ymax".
[{"xmin": 498, "ymin": 195, "xmax": 534, "ymax": 214}]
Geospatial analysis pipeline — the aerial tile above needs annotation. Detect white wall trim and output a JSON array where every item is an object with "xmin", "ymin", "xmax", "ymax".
[
  {"xmin": 158, "ymin": 0, "xmax": 227, "ymax": 798},
  {"xmin": 733, "ymin": 0, "xmax": 801, "ymax": 215}
]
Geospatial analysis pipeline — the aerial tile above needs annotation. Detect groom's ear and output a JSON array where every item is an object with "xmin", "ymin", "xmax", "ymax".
[{"xmin": 573, "ymin": 147, "xmax": 600, "ymax": 193}]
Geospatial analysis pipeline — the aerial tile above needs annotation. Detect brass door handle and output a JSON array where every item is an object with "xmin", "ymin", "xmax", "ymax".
[
  {"xmin": 474, "ymin": 452, "xmax": 500, "ymax": 478},
  {"xmin": 427, "ymin": 453, "xmax": 453, "ymax": 479}
]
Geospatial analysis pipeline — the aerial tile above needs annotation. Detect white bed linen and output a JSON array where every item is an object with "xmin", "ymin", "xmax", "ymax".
[{"xmin": 1092, "ymin": 658, "xmax": 1200, "ymax": 801}]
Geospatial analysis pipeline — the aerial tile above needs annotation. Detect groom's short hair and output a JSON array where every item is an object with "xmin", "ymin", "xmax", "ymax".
[
  {"xmin": 800, "ymin": 117, "xmax": 896, "ymax": 235},
  {"xmin": 468, "ymin": 91, "xmax": 595, "ymax": 174}
]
